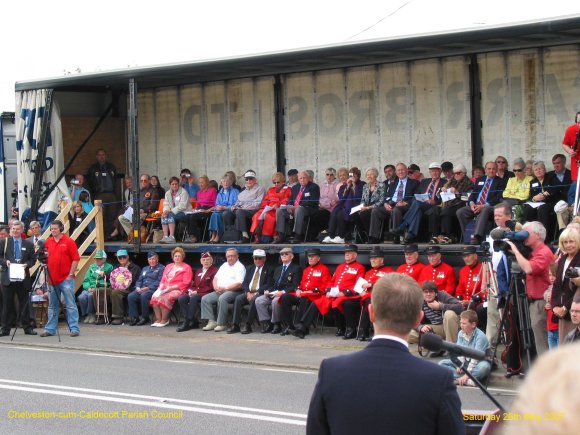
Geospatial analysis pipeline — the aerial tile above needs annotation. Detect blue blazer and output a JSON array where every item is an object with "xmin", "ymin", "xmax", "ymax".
[
  {"xmin": 287, "ymin": 182, "xmax": 320, "ymax": 209},
  {"xmin": 385, "ymin": 177, "xmax": 420, "ymax": 205},
  {"xmin": 467, "ymin": 175, "xmax": 506, "ymax": 206},
  {"xmin": 307, "ymin": 338, "xmax": 465, "ymax": 435}
]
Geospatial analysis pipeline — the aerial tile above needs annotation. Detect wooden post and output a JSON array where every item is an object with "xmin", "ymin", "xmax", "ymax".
[{"xmin": 94, "ymin": 199, "xmax": 105, "ymax": 250}]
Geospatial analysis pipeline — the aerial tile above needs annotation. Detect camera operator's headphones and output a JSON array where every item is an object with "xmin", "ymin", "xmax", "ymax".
[{"xmin": 52, "ymin": 219, "xmax": 64, "ymax": 232}]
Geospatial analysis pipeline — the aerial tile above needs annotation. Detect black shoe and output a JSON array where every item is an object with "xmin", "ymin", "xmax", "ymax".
[
  {"xmin": 24, "ymin": 328, "xmax": 37, "ymax": 336},
  {"xmin": 280, "ymin": 325, "xmax": 296, "ymax": 336},
  {"xmin": 190, "ymin": 322, "xmax": 200, "ymax": 329},
  {"xmin": 240, "ymin": 236, "xmax": 250, "ymax": 244},
  {"xmin": 292, "ymin": 328, "xmax": 306, "ymax": 339},
  {"xmin": 272, "ymin": 236, "xmax": 285, "ymax": 244},
  {"xmin": 290, "ymin": 236, "xmax": 303, "ymax": 244},
  {"xmin": 136, "ymin": 318, "xmax": 150, "ymax": 326},
  {"xmin": 393, "ymin": 235, "xmax": 401, "ymax": 245},
  {"xmin": 241, "ymin": 324, "xmax": 253, "ymax": 334},
  {"xmin": 357, "ymin": 330, "xmax": 369, "ymax": 341},
  {"xmin": 227, "ymin": 324, "xmax": 241, "ymax": 334},
  {"xmin": 95, "ymin": 318, "xmax": 106, "ymax": 325},
  {"xmin": 335, "ymin": 328, "xmax": 345, "ymax": 337},
  {"xmin": 428, "ymin": 350, "xmax": 446, "ymax": 358},
  {"xmin": 343, "ymin": 328, "xmax": 356, "ymax": 340},
  {"xmin": 470, "ymin": 235, "xmax": 482, "ymax": 245},
  {"xmin": 392, "ymin": 227, "xmax": 404, "ymax": 237},
  {"xmin": 261, "ymin": 321, "xmax": 273, "ymax": 333},
  {"xmin": 176, "ymin": 322, "xmax": 192, "ymax": 332},
  {"xmin": 0, "ymin": 330, "xmax": 10, "ymax": 337},
  {"xmin": 271, "ymin": 323, "xmax": 282, "ymax": 334},
  {"xmin": 129, "ymin": 318, "xmax": 139, "ymax": 326}
]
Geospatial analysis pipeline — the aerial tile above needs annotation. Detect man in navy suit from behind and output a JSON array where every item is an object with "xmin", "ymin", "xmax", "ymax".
[{"xmin": 307, "ymin": 273, "xmax": 464, "ymax": 435}]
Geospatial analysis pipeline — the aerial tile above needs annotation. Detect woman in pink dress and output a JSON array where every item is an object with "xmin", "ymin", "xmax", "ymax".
[
  {"xmin": 250, "ymin": 172, "xmax": 291, "ymax": 243},
  {"xmin": 150, "ymin": 247, "xmax": 193, "ymax": 327},
  {"xmin": 184, "ymin": 175, "xmax": 217, "ymax": 243}
]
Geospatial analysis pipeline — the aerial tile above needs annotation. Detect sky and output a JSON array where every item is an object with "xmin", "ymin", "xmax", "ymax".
[{"xmin": 2, "ymin": 0, "xmax": 579, "ymax": 112}]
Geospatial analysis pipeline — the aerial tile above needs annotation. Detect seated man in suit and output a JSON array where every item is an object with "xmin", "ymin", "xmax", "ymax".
[
  {"xmin": 368, "ymin": 162, "xmax": 420, "ymax": 244},
  {"xmin": 394, "ymin": 161, "xmax": 445, "ymax": 243},
  {"xmin": 274, "ymin": 171, "xmax": 320, "ymax": 244},
  {"xmin": 456, "ymin": 161, "xmax": 506, "ymax": 245},
  {"xmin": 408, "ymin": 280, "xmax": 462, "ymax": 348},
  {"xmin": 307, "ymin": 273, "xmax": 464, "ymax": 434},
  {"xmin": 255, "ymin": 247, "xmax": 302, "ymax": 334},
  {"xmin": 228, "ymin": 249, "xmax": 275, "ymax": 334}
]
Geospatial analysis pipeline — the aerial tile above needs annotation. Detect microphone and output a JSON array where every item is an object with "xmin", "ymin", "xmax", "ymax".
[
  {"xmin": 420, "ymin": 333, "xmax": 487, "ymax": 360},
  {"xmin": 489, "ymin": 228, "xmax": 507, "ymax": 240}
]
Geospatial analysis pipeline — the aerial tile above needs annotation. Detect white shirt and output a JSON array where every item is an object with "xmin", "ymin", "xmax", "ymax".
[
  {"xmin": 215, "ymin": 260, "xmax": 246, "ymax": 288},
  {"xmin": 372, "ymin": 334, "xmax": 409, "ymax": 348}
]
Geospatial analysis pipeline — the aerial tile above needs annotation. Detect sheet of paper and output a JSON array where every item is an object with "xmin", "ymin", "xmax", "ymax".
[
  {"xmin": 279, "ymin": 204, "xmax": 292, "ymax": 209},
  {"xmin": 122, "ymin": 206, "xmax": 133, "ymax": 221},
  {"xmin": 524, "ymin": 201, "xmax": 544, "ymax": 209},
  {"xmin": 9, "ymin": 263, "xmax": 25, "ymax": 281},
  {"xmin": 440, "ymin": 191, "xmax": 456, "ymax": 203},
  {"xmin": 328, "ymin": 286, "xmax": 340, "ymax": 297},
  {"xmin": 349, "ymin": 203, "xmax": 364, "ymax": 215},
  {"xmin": 353, "ymin": 277, "xmax": 368, "ymax": 294},
  {"xmin": 414, "ymin": 193, "xmax": 429, "ymax": 202}
]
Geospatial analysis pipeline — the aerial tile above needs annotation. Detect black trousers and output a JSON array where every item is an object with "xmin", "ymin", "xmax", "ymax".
[
  {"xmin": 232, "ymin": 292, "xmax": 259, "ymax": 325},
  {"xmin": 186, "ymin": 213, "xmax": 209, "ymax": 240},
  {"xmin": 280, "ymin": 293, "xmax": 300, "ymax": 325},
  {"xmin": 177, "ymin": 293, "xmax": 202, "ymax": 324},
  {"xmin": 1, "ymin": 282, "xmax": 30, "ymax": 331},
  {"xmin": 342, "ymin": 298, "xmax": 363, "ymax": 329}
]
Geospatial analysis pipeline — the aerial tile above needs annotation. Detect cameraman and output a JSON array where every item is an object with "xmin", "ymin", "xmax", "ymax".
[
  {"xmin": 505, "ymin": 221, "xmax": 552, "ymax": 355},
  {"xmin": 68, "ymin": 174, "xmax": 91, "ymax": 202},
  {"xmin": 40, "ymin": 220, "xmax": 81, "ymax": 338}
]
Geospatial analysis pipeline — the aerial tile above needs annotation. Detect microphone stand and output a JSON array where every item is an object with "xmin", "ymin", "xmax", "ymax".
[{"xmin": 449, "ymin": 353, "xmax": 504, "ymax": 412}]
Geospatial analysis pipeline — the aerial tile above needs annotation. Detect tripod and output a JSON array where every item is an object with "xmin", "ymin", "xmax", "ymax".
[{"xmin": 491, "ymin": 260, "xmax": 533, "ymax": 376}]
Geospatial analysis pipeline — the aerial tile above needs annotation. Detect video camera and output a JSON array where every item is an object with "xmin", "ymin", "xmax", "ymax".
[
  {"xmin": 490, "ymin": 227, "xmax": 531, "ymax": 258},
  {"xmin": 35, "ymin": 239, "xmax": 48, "ymax": 264}
]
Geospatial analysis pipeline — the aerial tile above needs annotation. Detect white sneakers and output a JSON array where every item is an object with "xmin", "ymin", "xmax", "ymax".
[
  {"xmin": 202, "ymin": 320, "xmax": 218, "ymax": 331},
  {"xmin": 322, "ymin": 236, "xmax": 345, "ymax": 244},
  {"xmin": 160, "ymin": 235, "xmax": 176, "ymax": 243},
  {"xmin": 213, "ymin": 325, "xmax": 228, "ymax": 332}
]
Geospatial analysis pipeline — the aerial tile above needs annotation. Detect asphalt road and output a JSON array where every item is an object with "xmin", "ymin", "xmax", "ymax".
[{"xmin": 0, "ymin": 344, "xmax": 517, "ymax": 435}]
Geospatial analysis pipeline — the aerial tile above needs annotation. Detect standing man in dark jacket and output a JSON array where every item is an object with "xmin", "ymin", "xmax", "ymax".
[
  {"xmin": 307, "ymin": 273, "xmax": 464, "ymax": 435},
  {"xmin": 0, "ymin": 221, "xmax": 36, "ymax": 336},
  {"xmin": 86, "ymin": 148, "xmax": 118, "ymax": 240}
]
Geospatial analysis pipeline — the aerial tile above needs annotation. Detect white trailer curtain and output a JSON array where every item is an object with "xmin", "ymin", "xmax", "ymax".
[{"xmin": 15, "ymin": 90, "xmax": 69, "ymax": 217}]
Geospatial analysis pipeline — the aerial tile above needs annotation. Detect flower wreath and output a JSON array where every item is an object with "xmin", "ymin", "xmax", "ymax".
[{"xmin": 110, "ymin": 267, "xmax": 133, "ymax": 290}]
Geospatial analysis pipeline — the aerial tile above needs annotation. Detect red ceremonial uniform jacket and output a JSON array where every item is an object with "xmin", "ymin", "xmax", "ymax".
[
  {"xmin": 330, "ymin": 261, "xmax": 366, "ymax": 291},
  {"xmin": 563, "ymin": 123, "xmax": 580, "ymax": 180},
  {"xmin": 396, "ymin": 261, "xmax": 425, "ymax": 282},
  {"xmin": 419, "ymin": 262, "xmax": 456, "ymax": 294},
  {"xmin": 360, "ymin": 265, "xmax": 394, "ymax": 301},
  {"xmin": 298, "ymin": 263, "xmax": 332, "ymax": 292},
  {"xmin": 455, "ymin": 262, "xmax": 483, "ymax": 301}
]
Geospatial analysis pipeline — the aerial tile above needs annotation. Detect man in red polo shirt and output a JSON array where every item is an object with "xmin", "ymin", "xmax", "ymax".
[
  {"xmin": 505, "ymin": 220, "xmax": 552, "ymax": 356},
  {"xmin": 562, "ymin": 111, "xmax": 580, "ymax": 181},
  {"xmin": 419, "ymin": 246, "xmax": 456, "ymax": 294},
  {"xmin": 41, "ymin": 220, "xmax": 81, "ymax": 337}
]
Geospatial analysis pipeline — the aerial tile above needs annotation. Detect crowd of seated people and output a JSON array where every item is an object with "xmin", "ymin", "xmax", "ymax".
[{"xmin": 25, "ymin": 146, "xmax": 569, "ymax": 248}]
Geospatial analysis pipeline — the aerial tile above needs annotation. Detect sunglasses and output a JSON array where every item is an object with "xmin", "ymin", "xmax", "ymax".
[
  {"xmin": 253, "ymin": 256, "xmax": 265, "ymax": 260},
  {"xmin": 280, "ymin": 252, "xmax": 291, "ymax": 256},
  {"xmin": 272, "ymin": 181, "xmax": 283, "ymax": 184},
  {"xmin": 118, "ymin": 256, "xmax": 128, "ymax": 259},
  {"xmin": 513, "ymin": 169, "xmax": 523, "ymax": 172},
  {"xmin": 453, "ymin": 172, "xmax": 463, "ymax": 175},
  {"xmin": 245, "ymin": 177, "xmax": 255, "ymax": 181}
]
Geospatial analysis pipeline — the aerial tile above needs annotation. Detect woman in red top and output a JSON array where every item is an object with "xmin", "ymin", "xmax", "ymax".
[
  {"xmin": 184, "ymin": 175, "xmax": 217, "ymax": 243},
  {"xmin": 150, "ymin": 247, "xmax": 193, "ymax": 327},
  {"xmin": 250, "ymin": 172, "xmax": 291, "ymax": 243}
]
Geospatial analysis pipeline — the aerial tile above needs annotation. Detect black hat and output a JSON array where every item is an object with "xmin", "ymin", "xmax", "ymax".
[
  {"xmin": 287, "ymin": 169, "xmax": 298, "ymax": 176},
  {"xmin": 344, "ymin": 244, "xmax": 358, "ymax": 253},
  {"xmin": 368, "ymin": 247, "xmax": 384, "ymax": 258},
  {"xmin": 425, "ymin": 246, "xmax": 441, "ymax": 255},
  {"xmin": 306, "ymin": 248, "xmax": 322, "ymax": 256},
  {"xmin": 408, "ymin": 163, "xmax": 420, "ymax": 172},
  {"xmin": 403, "ymin": 243, "xmax": 419, "ymax": 253},
  {"xmin": 462, "ymin": 246, "xmax": 477, "ymax": 255}
]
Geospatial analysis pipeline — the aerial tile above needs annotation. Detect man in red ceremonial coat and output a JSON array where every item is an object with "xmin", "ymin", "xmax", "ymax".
[
  {"xmin": 292, "ymin": 245, "xmax": 364, "ymax": 339},
  {"xmin": 419, "ymin": 245, "xmax": 456, "ymax": 294},
  {"xmin": 395, "ymin": 243, "xmax": 425, "ymax": 281},
  {"xmin": 281, "ymin": 248, "xmax": 332, "ymax": 337},
  {"xmin": 343, "ymin": 246, "xmax": 393, "ymax": 340},
  {"xmin": 562, "ymin": 111, "xmax": 580, "ymax": 181}
]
